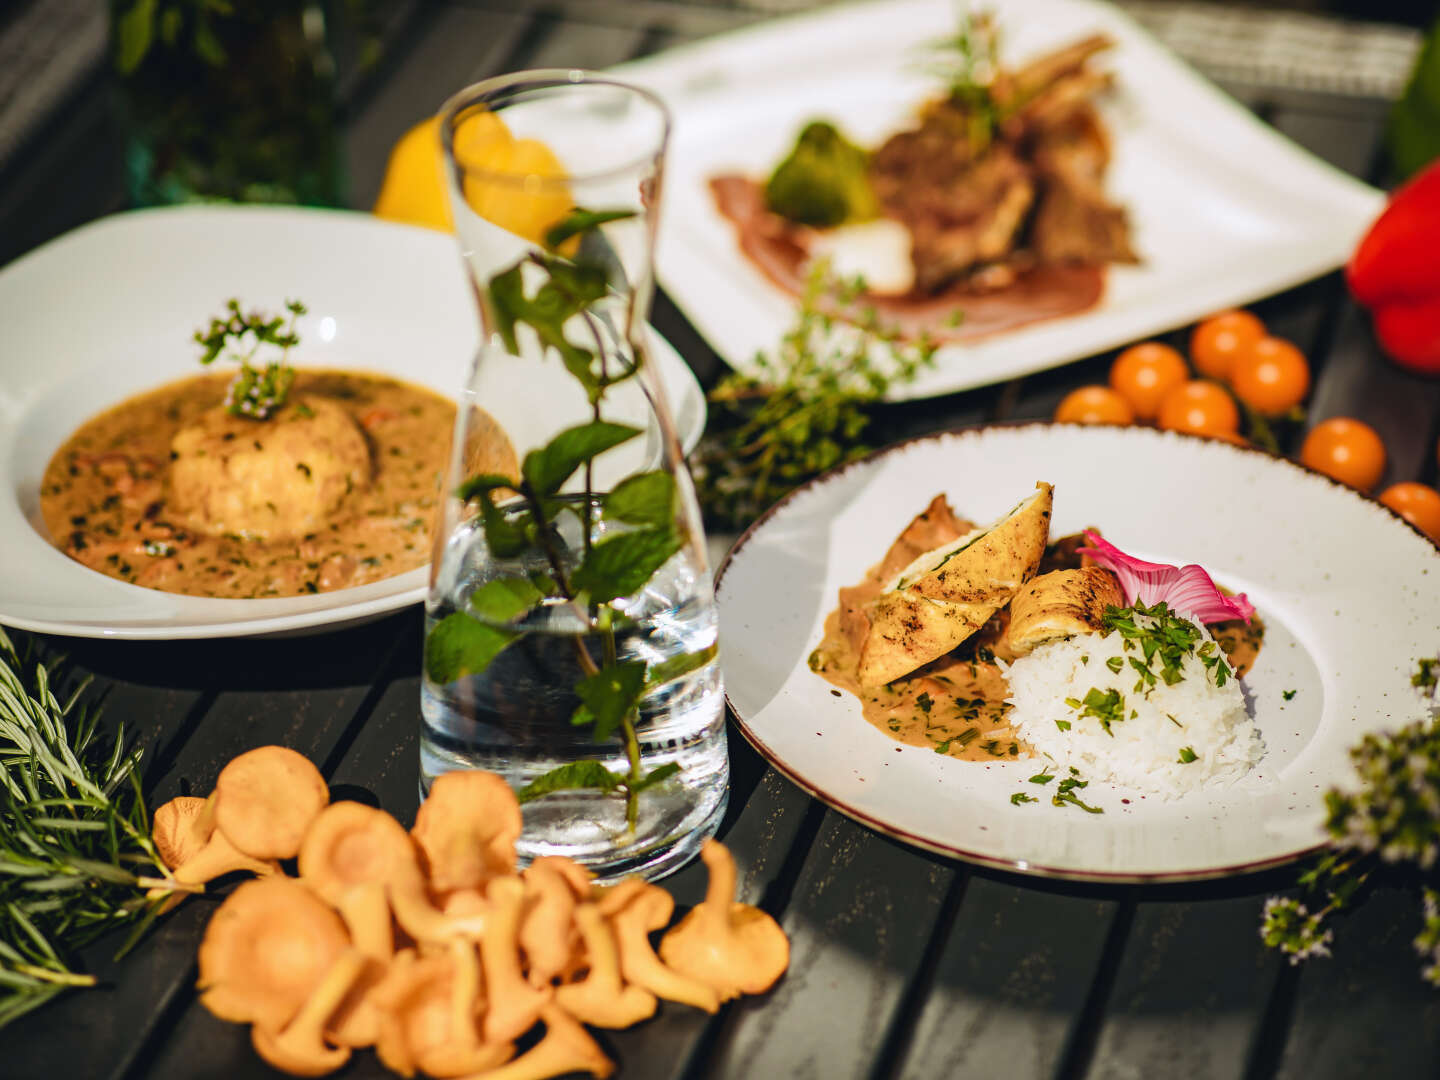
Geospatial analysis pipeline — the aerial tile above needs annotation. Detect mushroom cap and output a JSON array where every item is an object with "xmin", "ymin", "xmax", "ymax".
[
  {"xmin": 659, "ymin": 901, "xmax": 790, "ymax": 1000},
  {"xmin": 657, "ymin": 839, "xmax": 790, "ymax": 1000},
  {"xmin": 152, "ymin": 796, "xmax": 214, "ymax": 871},
  {"xmin": 412, "ymin": 771, "xmax": 522, "ymax": 894},
  {"xmin": 299, "ymin": 801, "xmax": 424, "ymax": 907},
  {"xmin": 197, "ymin": 877, "xmax": 351, "ymax": 1032},
  {"xmin": 249, "ymin": 949, "xmax": 367, "ymax": 1077},
  {"xmin": 214, "ymin": 746, "xmax": 329, "ymax": 860}
]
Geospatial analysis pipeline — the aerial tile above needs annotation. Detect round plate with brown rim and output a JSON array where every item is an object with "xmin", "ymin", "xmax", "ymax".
[{"xmin": 714, "ymin": 424, "xmax": 1439, "ymax": 882}]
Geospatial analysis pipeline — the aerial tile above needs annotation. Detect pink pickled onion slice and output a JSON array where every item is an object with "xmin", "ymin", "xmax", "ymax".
[{"xmin": 1079, "ymin": 530, "xmax": 1255, "ymax": 624}]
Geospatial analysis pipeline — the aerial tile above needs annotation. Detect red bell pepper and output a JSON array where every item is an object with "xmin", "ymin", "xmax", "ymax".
[{"xmin": 1346, "ymin": 158, "xmax": 1440, "ymax": 375}]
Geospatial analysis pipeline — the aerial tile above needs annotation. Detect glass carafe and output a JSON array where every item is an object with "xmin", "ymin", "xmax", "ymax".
[{"xmin": 421, "ymin": 72, "xmax": 726, "ymax": 882}]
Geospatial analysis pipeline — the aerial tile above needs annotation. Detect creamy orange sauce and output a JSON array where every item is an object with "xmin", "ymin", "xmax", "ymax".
[
  {"xmin": 40, "ymin": 370, "xmax": 458, "ymax": 598},
  {"xmin": 810, "ymin": 514, "xmax": 1265, "ymax": 760}
]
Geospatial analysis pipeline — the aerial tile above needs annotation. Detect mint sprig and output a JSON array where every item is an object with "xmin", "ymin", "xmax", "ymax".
[{"xmin": 424, "ymin": 210, "xmax": 709, "ymax": 830}]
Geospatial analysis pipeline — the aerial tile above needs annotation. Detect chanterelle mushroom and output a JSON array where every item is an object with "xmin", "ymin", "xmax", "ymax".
[
  {"xmin": 213, "ymin": 745, "xmax": 329, "ymax": 860},
  {"xmin": 658, "ymin": 839, "xmax": 790, "ymax": 1000},
  {"xmin": 554, "ymin": 902, "xmax": 656, "ymax": 1029},
  {"xmin": 197, "ymin": 877, "xmax": 351, "ymax": 1033},
  {"xmin": 252, "ymin": 948, "xmax": 367, "ymax": 1077},
  {"xmin": 152, "ymin": 796, "xmax": 215, "ymax": 870},
  {"xmin": 372, "ymin": 945, "xmax": 512, "ymax": 1079},
  {"xmin": 412, "ymin": 770, "xmax": 522, "ymax": 894},
  {"xmin": 474, "ymin": 1003, "xmax": 614, "ymax": 1080},
  {"xmin": 608, "ymin": 884, "xmax": 720, "ymax": 1013},
  {"xmin": 481, "ymin": 875, "xmax": 553, "ymax": 1043},
  {"xmin": 519, "ymin": 857, "xmax": 588, "ymax": 987}
]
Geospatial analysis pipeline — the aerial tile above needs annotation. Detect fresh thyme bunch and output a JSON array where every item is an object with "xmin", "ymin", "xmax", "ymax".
[
  {"xmin": 1261, "ymin": 658, "xmax": 1440, "ymax": 979},
  {"xmin": 691, "ymin": 261, "xmax": 937, "ymax": 531},
  {"xmin": 0, "ymin": 629, "xmax": 170, "ymax": 1027}
]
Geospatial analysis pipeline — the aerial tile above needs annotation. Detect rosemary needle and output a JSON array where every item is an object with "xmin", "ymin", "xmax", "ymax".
[{"xmin": 0, "ymin": 628, "xmax": 168, "ymax": 1028}]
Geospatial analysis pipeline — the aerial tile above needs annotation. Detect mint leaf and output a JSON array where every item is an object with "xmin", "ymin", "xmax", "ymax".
[
  {"xmin": 545, "ymin": 209, "xmax": 637, "ymax": 251},
  {"xmin": 456, "ymin": 473, "xmax": 518, "ymax": 501},
  {"xmin": 518, "ymin": 761, "xmax": 623, "ymax": 803},
  {"xmin": 485, "ymin": 264, "xmax": 526, "ymax": 355},
  {"xmin": 646, "ymin": 644, "xmax": 717, "ymax": 689},
  {"xmin": 424, "ymin": 613, "xmax": 518, "ymax": 684},
  {"xmin": 631, "ymin": 762, "xmax": 681, "ymax": 793},
  {"xmin": 469, "ymin": 577, "xmax": 543, "ymax": 623},
  {"xmin": 605, "ymin": 471, "xmax": 675, "ymax": 528},
  {"xmin": 572, "ymin": 527, "xmax": 683, "ymax": 604},
  {"xmin": 522, "ymin": 422, "xmax": 641, "ymax": 496},
  {"xmin": 478, "ymin": 491, "xmax": 529, "ymax": 559},
  {"xmin": 543, "ymin": 258, "xmax": 609, "ymax": 305},
  {"xmin": 575, "ymin": 661, "xmax": 647, "ymax": 742}
]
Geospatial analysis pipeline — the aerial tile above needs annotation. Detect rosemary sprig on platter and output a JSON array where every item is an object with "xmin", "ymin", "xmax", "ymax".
[{"xmin": 0, "ymin": 629, "xmax": 170, "ymax": 1027}]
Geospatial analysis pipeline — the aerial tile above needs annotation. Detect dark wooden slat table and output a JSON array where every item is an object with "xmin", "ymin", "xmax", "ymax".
[{"xmin": 4, "ymin": 2, "xmax": 1440, "ymax": 1078}]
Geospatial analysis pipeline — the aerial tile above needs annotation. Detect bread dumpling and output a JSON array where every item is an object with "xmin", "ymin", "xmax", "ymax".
[{"xmin": 856, "ymin": 482, "xmax": 1052, "ymax": 686}]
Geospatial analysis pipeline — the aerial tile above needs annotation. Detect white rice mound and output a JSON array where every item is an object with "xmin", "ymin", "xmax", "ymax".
[{"xmin": 1004, "ymin": 614, "xmax": 1264, "ymax": 798}]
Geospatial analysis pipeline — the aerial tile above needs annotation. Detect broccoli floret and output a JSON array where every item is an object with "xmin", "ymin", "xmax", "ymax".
[{"xmin": 764, "ymin": 121, "xmax": 878, "ymax": 228}]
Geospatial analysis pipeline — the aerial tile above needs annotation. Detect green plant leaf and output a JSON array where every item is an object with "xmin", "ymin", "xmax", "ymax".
[
  {"xmin": 158, "ymin": 6, "xmax": 182, "ymax": 46},
  {"xmin": 424, "ymin": 613, "xmax": 518, "ymax": 684},
  {"xmin": 456, "ymin": 473, "xmax": 516, "ymax": 501},
  {"xmin": 604, "ymin": 471, "xmax": 675, "ymax": 528},
  {"xmin": 469, "ymin": 577, "xmax": 543, "ymax": 623},
  {"xmin": 631, "ymin": 762, "xmax": 681, "ymax": 793},
  {"xmin": 544, "ymin": 258, "xmax": 609, "ymax": 305},
  {"xmin": 522, "ymin": 421, "xmax": 640, "ymax": 496},
  {"xmin": 545, "ymin": 209, "xmax": 637, "ymax": 251},
  {"xmin": 485, "ymin": 264, "xmax": 526, "ymax": 355},
  {"xmin": 572, "ymin": 527, "xmax": 683, "ymax": 604},
  {"xmin": 115, "ymin": 0, "xmax": 157, "ymax": 74},
  {"xmin": 517, "ymin": 761, "xmax": 623, "ymax": 803},
  {"xmin": 479, "ymin": 494, "xmax": 529, "ymax": 559},
  {"xmin": 574, "ymin": 660, "xmax": 647, "ymax": 742},
  {"xmin": 646, "ymin": 644, "xmax": 717, "ymax": 688},
  {"xmin": 192, "ymin": 14, "xmax": 227, "ymax": 67}
]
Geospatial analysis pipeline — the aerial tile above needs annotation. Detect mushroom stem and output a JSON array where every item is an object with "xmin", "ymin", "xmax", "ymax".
[
  {"xmin": 460, "ymin": 1004, "xmax": 613, "ymax": 1080},
  {"xmin": 480, "ymin": 876, "xmax": 553, "ymax": 1043},
  {"xmin": 338, "ymin": 882, "xmax": 393, "ymax": 962},
  {"xmin": 172, "ymin": 829, "xmax": 280, "ymax": 887},
  {"xmin": 520, "ymin": 860, "xmax": 580, "ymax": 987},
  {"xmin": 609, "ymin": 887, "xmax": 720, "ymax": 1013},
  {"xmin": 554, "ymin": 903, "xmax": 656, "ymax": 1029},
  {"xmin": 252, "ymin": 949, "xmax": 366, "ymax": 1076},
  {"xmin": 696, "ymin": 840, "xmax": 738, "ymax": 931},
  {"xmin": 414, "ymin": 939, "xmax": 515, "ymax": 1078}
]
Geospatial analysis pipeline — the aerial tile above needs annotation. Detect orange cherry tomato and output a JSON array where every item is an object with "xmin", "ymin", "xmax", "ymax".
[
  {"xmin": 1109, "ymin": 342, "xmax": 1187, "ymax": 421},
  {"xmin": 1229, "ymin": 336, "xmax": 1311, "ymax": 415},
  {"xmin": 1155, "ymin": 380, "xmax": 1240, "ymax": 436},
  {"xmin": 1298, "ymin": 417, "xmax": 1387, "ymax": 492},
  {"xmin": 1054, "ymin": 385, "xmax": 1135, "ymax": 425},
  {"xmin": 1378, "ymin": 482, "xmax": 1440, "ymax": 542},
  {"xmin": 1190, "ymin": 310, "xmax": 1266, "ymax": 380}
]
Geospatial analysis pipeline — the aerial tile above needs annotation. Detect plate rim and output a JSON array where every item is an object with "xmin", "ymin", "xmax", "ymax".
[
  {"xmin": 713, "ymin": 420, "xmax": 1438, "ymax": 883},
  {"xmin": 0, "ymin": 204, "xmax": 707, "ymax": 640}
]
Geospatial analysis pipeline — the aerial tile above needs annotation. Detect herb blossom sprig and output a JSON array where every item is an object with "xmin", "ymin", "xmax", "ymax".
[
  {"xmin": 0, "ymin": 629, "xmax": 178, "ymax": 1027},
  {"xmin": 1262, "ymin": 658, "xmax": 1440, "ymax": 981},
  {"xmin": 692, "ymin": 260, "xmax": 937, "ymax": 531},
  {"xmin": 194, "ymin": 298, "xmax": 307, "ymax": 419}
]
